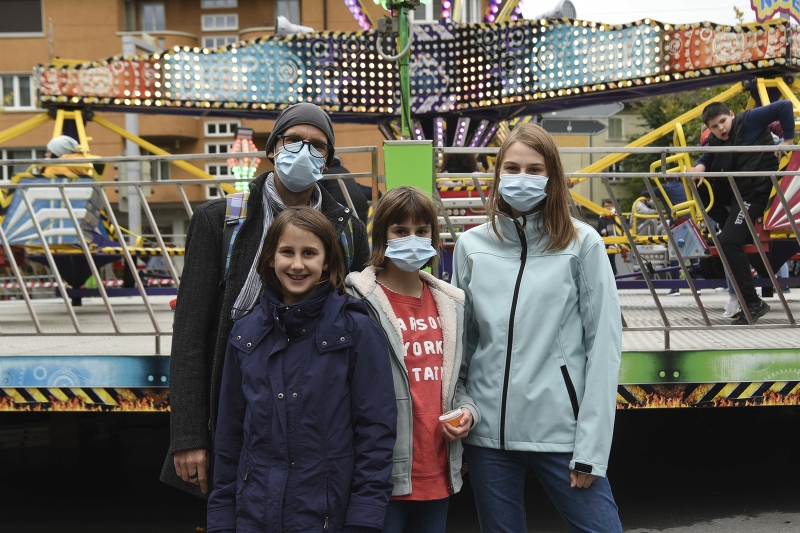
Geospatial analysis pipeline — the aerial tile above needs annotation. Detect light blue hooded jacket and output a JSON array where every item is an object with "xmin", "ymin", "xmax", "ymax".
[{"xmin": 452, "ymin": 213, "xmax": 621, "ymax": 477}]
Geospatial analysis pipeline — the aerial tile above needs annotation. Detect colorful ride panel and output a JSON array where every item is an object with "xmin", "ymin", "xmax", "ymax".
[{"xmin": 36, "ymin": 19, "xmax": 800, "ymax": 120}]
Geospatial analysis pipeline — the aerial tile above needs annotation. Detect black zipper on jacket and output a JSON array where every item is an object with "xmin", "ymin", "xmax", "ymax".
[
  {"xmin": 560, "ymin": 366, "xmax": 580, "ymax": 420},
  {"xmin": 500, "ymin": 218, "xmax": 528, "ymax": 450}
]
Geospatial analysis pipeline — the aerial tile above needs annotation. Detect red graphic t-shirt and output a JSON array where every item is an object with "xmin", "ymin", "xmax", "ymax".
[{"xmin": 381, "ymin": 282, "xmax": 450, "ymax": 501}]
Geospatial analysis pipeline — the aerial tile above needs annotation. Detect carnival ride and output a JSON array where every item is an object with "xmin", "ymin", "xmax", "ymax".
[
  {"xmin": 6, "ymin": 12, "xmax": 800, "ymax": 295},
  {"xmin": 5, "ymin": 3, "xmax": 800, "ymax": 410}
]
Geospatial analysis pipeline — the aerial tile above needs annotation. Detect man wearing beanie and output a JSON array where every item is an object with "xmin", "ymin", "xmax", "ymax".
[{"xmin": 162, "ymin": 103, "xmax": 369, "ymax": 497}]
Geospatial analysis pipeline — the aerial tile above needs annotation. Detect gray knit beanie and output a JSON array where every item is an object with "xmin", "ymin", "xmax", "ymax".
[
  {"xmin": 47, "ymin": 136, "xmax": 80, "ymax": 157},
  {"xmin": 265, "ymin": 103, "xmax": 336, "ymax": 166}
]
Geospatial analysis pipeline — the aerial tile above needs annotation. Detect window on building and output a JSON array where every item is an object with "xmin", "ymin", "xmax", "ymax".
[
  {"xmin": 202, "ymin": 0, "xmax": 237, "ymax": 7},
  {"xmin": 607, "ymin": 117, "xmax": 624, "ymax": 141},
  {"xmin": 2, "ymin": 75, "xmax": 35, "ymax": 110},
  {"xmin": 202, "ymin": 35, "xmax": 237, "ymax": 48},
  {"xmin": 205, "ymin": 121, "xmax": 239, "ymax": 137},
  {"xmin": 205, "ymin": 164, "xmax": 230, "ymax": 198},
  {"xmin": 276, "ymin": 0, "xmax": 300, "ymax": 24},
  {"xmin": 607, "ymin": 161, "xmax": 624, "ymax": 182},
  {"xmin": 123, "ymin": 1, "xmax": 137, "ymax": 31},
  {"xmin": 141, "ymin": 3, "xmax": 166, "ymax": 32},
  {"xmin": 0, "ymin": 0, "xmax": 42, "ymax": 34},
  {"xmin": 1, "ymin": 148, "xmax": 45, "ymax": 181},
  {"xmin": 206, "ymin": 142, "xmax": 233, "ymax": 154},
  {"xmin": 201, "ymin": 13, "xmax": 238, "ymax": 31},
  {"xmin": 411, "ymin": 0, "xmax": 442, "ymax": 21},
  {"xmin": 150, "ymin": 160, "xmax": 170, "ymax": 181}
]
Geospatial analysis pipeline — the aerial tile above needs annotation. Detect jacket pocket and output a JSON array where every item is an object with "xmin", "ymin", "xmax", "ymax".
[
  {"xmin": 560, "ymin": 365, "xmax": 580, "ymax": 420},
  {"xmin": 237, "ymin": 451, "xmax": 252, "ymax": 496},
  {"xmin": 324, "ymin": 476, "xmax": 331, "ymax": 529}
]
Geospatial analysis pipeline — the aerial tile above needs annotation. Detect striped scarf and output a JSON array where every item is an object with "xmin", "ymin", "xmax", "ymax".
[{"xmin": 230, "ymin": 173, "xmax": 322, "ymax": 320}]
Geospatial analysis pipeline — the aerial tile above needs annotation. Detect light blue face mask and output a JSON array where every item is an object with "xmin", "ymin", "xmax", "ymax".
[
  {"xmin": 275, "ymin": 141, "xmax": 326, "ymax": 193},
  {"xmin": 498, "ymin": 173, "xmax": 548, "ymax": 213},
  {"xmin": 385, "ymin": 235, "xmax": 437, "ymax": 272}
]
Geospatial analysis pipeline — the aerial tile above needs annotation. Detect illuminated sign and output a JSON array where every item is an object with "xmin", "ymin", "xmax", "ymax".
[{"xmin": 751, "ymin": 0, "xmax": 800, "ymax": 24}]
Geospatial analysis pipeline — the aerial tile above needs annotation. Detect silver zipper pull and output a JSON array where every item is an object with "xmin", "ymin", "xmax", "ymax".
[
  {"xmin": 244, "ymin": 470, "xmax": 249, "ymax": 481},
  {"xmin": 324, "ymin": 517, "xmax": 329, "ymax": 529}
]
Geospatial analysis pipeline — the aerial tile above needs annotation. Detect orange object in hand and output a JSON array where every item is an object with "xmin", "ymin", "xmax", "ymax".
[{"xmin": 439, "ymin": 408, "xmax": 464, "ymax": 428}]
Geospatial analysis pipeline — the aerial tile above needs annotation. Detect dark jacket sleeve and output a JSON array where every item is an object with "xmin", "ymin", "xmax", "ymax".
[
  {"xmin": 207, "ymin": 340, "xmax": 246, "ymax": 532},
  {"xmin": 350, "ymin": 216, "xmax": 370, "ymax": 273},
  {"xmin": 743, "ymin": 100, "xmax": 795, "ymax": 143},
  {"xmin": 169, "ymin": 202, "xmax": 224, "ymax": 453},
  {"xmin": 344, "ymin": 313, "xmax": 397, "ymax": 530}
]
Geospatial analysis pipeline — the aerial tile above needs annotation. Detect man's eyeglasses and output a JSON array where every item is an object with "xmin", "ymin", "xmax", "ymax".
[{"xmin": 277, "ymin": 135, "xmax": 331, "ymax": 158}]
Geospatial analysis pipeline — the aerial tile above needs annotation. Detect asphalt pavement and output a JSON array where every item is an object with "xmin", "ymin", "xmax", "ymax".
[{"xmin": 1, "ymin": 407, "xmax": 799, "ymax": 532}]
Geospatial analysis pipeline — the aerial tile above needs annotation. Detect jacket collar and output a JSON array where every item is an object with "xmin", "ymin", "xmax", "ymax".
[
  {"xmin": 494, "ymin": 211, "xmax": 545, "ymax": 243},
  {"xmin": 345, "ymin": 266, "xmax": 463, "ymax": 410}
]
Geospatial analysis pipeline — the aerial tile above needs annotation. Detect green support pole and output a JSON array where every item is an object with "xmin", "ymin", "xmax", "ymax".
[{"xmin": 398, "ymin": 8, "xmax": 412, "ymax": 139}]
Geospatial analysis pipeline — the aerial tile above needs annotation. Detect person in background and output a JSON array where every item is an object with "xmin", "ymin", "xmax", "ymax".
[
  {"xmin": 596, "ymin": 199, "xmax": 618, "ymax": 276},
  {"xmin": 688, "ymin": 101, "xmax": 794, "ymax": 324},
  {"xmin": 163, "ymin": 103, "xmax": 370, "ymax": 498},
  {"xmin": 346, "ymin": 186, "xmax": 479, "ymax": 533},
  {"xmin": 208, "ymin": 207, "xmax": 396, "ymax": 533},
  {"xmin": 322, "ymin": 155, "xmax": 370, "ymax": 222},
  {"xmin": 452, "ymin": 123, "xmax": 623, "ymax": 533}
]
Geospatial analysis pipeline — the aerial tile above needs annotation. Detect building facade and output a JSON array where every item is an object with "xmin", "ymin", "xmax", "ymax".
[{"xmin": 2, "ymin": 0, "xmax": 492, "ymax": 238}]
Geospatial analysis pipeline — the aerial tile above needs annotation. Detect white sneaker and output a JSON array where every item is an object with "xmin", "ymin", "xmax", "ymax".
[{"xmin": 722, "ymin": 296, "xmax": 741, "ymax": 318}]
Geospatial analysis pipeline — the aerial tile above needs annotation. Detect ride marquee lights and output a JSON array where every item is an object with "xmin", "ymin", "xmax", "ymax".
[{"xmin": 37, "ymin": 19, "xmax": 793, "ymax": 118}]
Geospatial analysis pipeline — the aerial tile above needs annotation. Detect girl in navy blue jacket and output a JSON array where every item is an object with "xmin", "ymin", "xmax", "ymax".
[{"xmin": 208, "ymin": 207, "xmax": 397, "ymax": 533}]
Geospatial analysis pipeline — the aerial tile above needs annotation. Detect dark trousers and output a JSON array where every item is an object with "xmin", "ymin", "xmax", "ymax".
[{"xmin": 705, "ymin": 180, "xmax": 769, "ymax": 306}]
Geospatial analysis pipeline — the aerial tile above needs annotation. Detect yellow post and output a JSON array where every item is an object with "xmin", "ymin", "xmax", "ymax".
[
  {"xmin": 0, "ymin": 113, "xmax": 50, "ymax": 146},
  {"xmin": 573, "ymin": 82, "xmax": 745, "ymax": 180},
  {"xmin": 90, "ymin": 114, "xmax": 233, "ymax": 192}
]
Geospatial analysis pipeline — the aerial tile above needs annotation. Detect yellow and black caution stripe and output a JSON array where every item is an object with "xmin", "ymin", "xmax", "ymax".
[
  {"xmin": 98, "ymin": 246, "xmax": 185, "ymax": 256},
  {"xmin": 617, "ymin": 382, "xmax": 800, "ymax": 408},
  {"xmin": 0, "ymin": 387, "xmax": 170, "ymax": 411},
  {"xmin": 635, "ymin": 235, "xmax": 670, "ymax": 244},
  {"xmin": 438, "ymin": 186, "xmax": 490, "ymax": 192}
]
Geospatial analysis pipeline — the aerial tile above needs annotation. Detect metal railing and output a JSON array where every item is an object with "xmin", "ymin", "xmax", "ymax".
[
  {"xmin": 0, "ymin": 147, "xmax": 379, "ymax": 353},
  {"xmin": 2, "ymin": 143, "xmax": 800, "ymax": 352},
  {"xmin": 434, "ymin": 144, "xmax": 800, "ymax": 348}
]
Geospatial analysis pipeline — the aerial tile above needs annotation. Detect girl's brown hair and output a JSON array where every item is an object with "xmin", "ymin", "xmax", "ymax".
[
  {"xmin": 368, "ymin": 186, "xmax": 440, "ymax": 269},
  {"xmin": 257, "ymin": 207, "xmax": 345, "ymax": 295},
  {"xmin": 487, "ymin": 123, "xmax": 577, "ymax": 251}
]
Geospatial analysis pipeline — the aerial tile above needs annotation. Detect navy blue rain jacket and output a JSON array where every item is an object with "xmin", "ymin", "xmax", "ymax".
[{"xmin": 207, "ymin": 284, "xmax": 397, "ymax": 533}]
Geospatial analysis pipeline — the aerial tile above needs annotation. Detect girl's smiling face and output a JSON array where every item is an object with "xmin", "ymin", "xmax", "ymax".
[{"xmin": 270, "ymin": 223, "xmax": 328, "ymax": 305}]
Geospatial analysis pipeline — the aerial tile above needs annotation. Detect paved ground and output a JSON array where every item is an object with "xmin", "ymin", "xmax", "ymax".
[{"xmin": 2, "ymin": 407, "xmax": 799, "ymax": 532}]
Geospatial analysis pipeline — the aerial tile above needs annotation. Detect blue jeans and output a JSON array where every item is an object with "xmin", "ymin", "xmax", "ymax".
[
  {"xmin": 465, "ymin": 444, "xmax": 622, "ymax": 533},
  {"xmin": 382, "ymin": 497, "xmax": 450, "ymax": 533}
]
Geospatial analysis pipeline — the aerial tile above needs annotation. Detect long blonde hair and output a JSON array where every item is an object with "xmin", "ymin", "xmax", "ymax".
[{"xmin": 487, "ymin": 123, "xmax": 577, "ymax": 251}]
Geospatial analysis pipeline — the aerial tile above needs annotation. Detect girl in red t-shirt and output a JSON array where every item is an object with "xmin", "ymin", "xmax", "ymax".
[{"xmin": 346, "ymin": 186, "xmax": 480, "ymax": 533}]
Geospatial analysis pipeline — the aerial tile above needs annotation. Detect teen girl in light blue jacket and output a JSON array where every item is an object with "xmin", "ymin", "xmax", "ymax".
[{"xmin": 452, "ymin": 123, "xmax": 623, "ymax": 533}]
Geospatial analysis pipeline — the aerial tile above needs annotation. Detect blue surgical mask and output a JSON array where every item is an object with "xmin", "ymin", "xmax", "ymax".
[
  {"xmin": 275, "ymin": 141, "xmax": 326, "ymax": 193},
  {"xmin": 498, "ymin": 173, "xmax": 548, "ymax": 213},
  {"xmin": 385, "ymin": 235, "xmax": 437, "ymax": 272}
]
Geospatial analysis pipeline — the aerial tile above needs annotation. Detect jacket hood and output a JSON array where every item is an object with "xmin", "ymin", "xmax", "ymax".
[
  {"xmin": 345, "ymin": 266, "xmax": 463, "ymax": 412},
  {"xmin": 345, "ymin": 265, "xmax": 463, "ymax": 304}
]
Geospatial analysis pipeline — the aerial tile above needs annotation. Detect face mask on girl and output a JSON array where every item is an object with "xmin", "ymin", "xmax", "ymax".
[
  {"xmin": 498, "ymin": 173, "xmax": 548, "ymax": 213},
  {"xmin": 385, "ymin": 235, "xmax": 437, "ymax": 272},
  {"xmin": 275, "ymin": 141, "xmax": 326, "ymax": 193}
]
